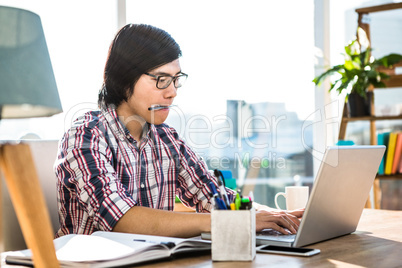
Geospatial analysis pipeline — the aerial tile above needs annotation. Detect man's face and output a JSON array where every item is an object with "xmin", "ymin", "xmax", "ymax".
[{"xmin": 123, "ymin": 59, "xmax": 182, "ymax": 125}]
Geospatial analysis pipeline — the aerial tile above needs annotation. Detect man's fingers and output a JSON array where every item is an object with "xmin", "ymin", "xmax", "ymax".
[
  {"xmin": 272, "ymin": 211, "xmax": 300, "ymax": 232},
  {"xmin": 278, "ymin": 214, "xmax": 297, "ymax": 234},
  {"xmin": 256, "ymin": 211, "xmax": 301, "ymax": 233}
]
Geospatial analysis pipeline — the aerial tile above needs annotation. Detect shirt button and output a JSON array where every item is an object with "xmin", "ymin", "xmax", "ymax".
[{"xmin": 140, "ymin": 183, "xmax": 145, "ymax": 188}]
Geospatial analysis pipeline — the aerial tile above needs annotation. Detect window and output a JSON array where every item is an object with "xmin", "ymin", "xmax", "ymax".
[
  {"xmin": 0, "ymin": 0, "xmax": 117, "ymax": 140},
  {"xmin": 0, "ymin": 0, "xmax": 341, "ymax": 207},
  {"xmin": 126, "ymin": 0, "xmax": 315, "ymax": 206}
]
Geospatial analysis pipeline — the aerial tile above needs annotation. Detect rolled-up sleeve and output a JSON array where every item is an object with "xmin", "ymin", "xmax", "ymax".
[{"xmin": 55, "ymin": 118, "xmax": 136, "ymax": 236}]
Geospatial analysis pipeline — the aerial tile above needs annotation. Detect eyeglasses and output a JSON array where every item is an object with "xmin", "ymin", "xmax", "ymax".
[{"xmin": 144, "ymin": 72, "xmax": 188, "ymax": 89}]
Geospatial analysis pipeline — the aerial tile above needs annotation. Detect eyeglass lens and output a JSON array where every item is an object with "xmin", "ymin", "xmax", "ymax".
[{"xmin": 158, "ymin": 75, "xmax": 187, "ymax": 89}]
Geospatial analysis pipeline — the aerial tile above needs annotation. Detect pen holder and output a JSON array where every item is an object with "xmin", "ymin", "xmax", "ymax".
[{"xmin": 211, "ymin": 208, "xmax": 256, "ymax": 261}]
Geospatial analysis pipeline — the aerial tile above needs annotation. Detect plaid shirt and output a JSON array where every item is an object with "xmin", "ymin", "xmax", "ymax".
[{"xmin": 55, "ymin": 107, "xmax": 231, "ymax": 237}]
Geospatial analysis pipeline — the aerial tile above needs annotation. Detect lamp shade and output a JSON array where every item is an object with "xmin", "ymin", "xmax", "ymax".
[{"xmin": 0, "ymin": 6, "xmax": 62, "ymax": 119}]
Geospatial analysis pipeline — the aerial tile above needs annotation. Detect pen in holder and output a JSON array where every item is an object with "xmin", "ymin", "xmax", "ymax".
[{"xmin": 211, "ymin": 207, "xmax": 256, "ymax": 261}]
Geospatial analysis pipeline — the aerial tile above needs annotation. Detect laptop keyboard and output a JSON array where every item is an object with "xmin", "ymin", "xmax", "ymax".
[
  {"xmin": 257, "ymin": 229, "xmax": 295, "ymax": 237},
  {"xmin": 257, "ymin": 229, "xmax": 296, "ymax": 242}
]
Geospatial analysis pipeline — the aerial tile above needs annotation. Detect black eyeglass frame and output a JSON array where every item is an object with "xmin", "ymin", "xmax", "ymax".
[{"xmin": 144, "ymin": 72, "xmax": 188, "ymax": 89}]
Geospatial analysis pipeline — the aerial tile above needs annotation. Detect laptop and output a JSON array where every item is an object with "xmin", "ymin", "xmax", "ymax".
[{"xmin": 202, "ymin": 145, "xmax": 386, "ymax": 247}]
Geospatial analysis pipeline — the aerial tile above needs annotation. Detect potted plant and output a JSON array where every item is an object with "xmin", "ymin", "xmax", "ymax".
[{"xmin": 313, "ymin": 28, "xmax": 402, "ymax": 117}]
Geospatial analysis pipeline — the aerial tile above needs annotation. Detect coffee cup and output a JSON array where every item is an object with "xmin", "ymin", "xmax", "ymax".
[{"xmin": 274, "ymin": 186, "xmax": 309, "ymax": 211}]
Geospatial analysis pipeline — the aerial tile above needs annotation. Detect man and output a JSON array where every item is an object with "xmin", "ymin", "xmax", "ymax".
[{"xmin": 55, "ymin": 24, "xmax": 303, "ymax": 238}]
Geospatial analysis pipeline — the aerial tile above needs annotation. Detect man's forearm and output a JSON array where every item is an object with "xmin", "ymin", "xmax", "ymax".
[{"xmin": 112, "ymin": 206, "xmax": 211, "ymax": 238}]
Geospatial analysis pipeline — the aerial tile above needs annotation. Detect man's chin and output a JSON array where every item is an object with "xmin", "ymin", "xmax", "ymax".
[{"xmin": 148, "ymin": 117, "xmax": 168, "ymax": 126}]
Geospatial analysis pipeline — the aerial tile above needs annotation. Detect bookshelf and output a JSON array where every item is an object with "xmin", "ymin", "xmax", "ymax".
[{"xmin": 338, "ymin": 3, "xmax": 402, "ymax": 209}]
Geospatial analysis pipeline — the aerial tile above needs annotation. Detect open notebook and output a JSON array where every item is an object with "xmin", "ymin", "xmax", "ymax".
[{"xmin": 5, "ymin": 232, "xmax": 211, "ymax": 267}]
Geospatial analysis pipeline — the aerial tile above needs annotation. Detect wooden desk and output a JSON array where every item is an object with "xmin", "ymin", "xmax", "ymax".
[
  {"xmin": 2, "ymin": 209, "xmax": 401, "ymax": 267},
  {"xmin": 140, "ymin": 209, "xmax": 402, "ymax": 268}
]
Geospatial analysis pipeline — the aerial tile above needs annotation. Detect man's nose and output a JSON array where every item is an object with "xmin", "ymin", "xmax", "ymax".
[{"xmin": 164, "ymin": 82, "xmax": 177, "ymax": 99}]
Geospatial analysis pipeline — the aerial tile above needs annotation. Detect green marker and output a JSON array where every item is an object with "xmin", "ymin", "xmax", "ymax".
[{"xmin": 235, "ymin": 193, "xmax": 241, "ymax": 210}]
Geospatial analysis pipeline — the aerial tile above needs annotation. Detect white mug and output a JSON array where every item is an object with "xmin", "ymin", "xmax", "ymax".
[{"xmin": 274, "ymin": 186, "xmax": 309, "ymax": 211}]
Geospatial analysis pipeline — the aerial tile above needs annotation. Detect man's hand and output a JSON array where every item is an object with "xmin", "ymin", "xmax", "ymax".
[{"xmin": 253, "ymin": 202, "xmax": 305, "ymax": 234}]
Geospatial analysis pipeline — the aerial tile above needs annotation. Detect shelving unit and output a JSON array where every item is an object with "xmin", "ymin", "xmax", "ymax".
[{"xmin": 338, "ymin": 3, "xmax": 402, "ymax": 209}]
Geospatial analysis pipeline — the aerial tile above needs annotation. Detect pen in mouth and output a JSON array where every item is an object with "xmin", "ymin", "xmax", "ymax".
[{"xmin": 148, "ymin": 105, "xmax": 176, "ymax": 111}]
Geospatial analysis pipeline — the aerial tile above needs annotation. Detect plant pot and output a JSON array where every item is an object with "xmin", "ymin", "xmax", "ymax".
[{"xmin": 347, "ymin": 92, "xmax": 373, "ymax": 117}]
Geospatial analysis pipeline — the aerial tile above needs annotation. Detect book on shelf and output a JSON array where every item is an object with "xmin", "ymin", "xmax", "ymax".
[
  {"xmin": 392, "ymin": 133, "xmax": 402, "ymax": 174},
  {"xmin": 377, "ymin": 131, "xmax": 402, "ymax": 175},
  {"xmin": 4, "ymin": 231, "xmax": 211, "ymax": 267},
  {"xmin": 377, "ymin": 132, "xmax": 390, "ymax": 175},
  {"xmin": 384, "ymin": 132, "xmax": 398, "ymax": 175}
]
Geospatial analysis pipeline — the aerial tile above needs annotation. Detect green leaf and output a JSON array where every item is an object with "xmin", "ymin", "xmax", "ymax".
[
  {"xmin": 313, "ymin": 65, "xmax": 344, "ymax": 85},
  {"xmin": 313, "ymin": 38, "xmax": 402, "ymax": 96},
  {"xmin": 366, "ymin": 69, "xmax": 378, "ymax": 79},
  {"xmin": 378, "ymin": 54, "xmax": 402, "ymax": 67}
]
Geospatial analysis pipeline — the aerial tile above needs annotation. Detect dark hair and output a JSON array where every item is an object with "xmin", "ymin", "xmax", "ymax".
[{"xmin": 98, "ymin": 24, "xmax": 182, "ymax": 108}]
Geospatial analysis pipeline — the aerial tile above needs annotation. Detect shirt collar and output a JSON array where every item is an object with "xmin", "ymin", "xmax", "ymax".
[{"xmin": 102, "ymin": 106, "xmax": 152, "ymax": 142}]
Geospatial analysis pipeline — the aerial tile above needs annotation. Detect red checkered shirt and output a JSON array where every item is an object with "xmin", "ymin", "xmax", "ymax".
[{"xmin": 55, "ymin": 107, "xmax": 231, "ymax": 237}]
